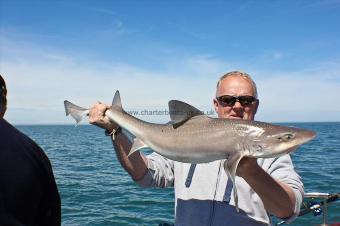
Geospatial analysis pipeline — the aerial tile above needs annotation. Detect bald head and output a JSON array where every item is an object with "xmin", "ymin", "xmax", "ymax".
[{"xmin": 216, "ymin": 71, "xmax": 258, "ymax": 98}]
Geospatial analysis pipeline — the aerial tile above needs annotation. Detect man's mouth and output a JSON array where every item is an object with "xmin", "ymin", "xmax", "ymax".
[{"xmin": 229, "ymin": 115, "xmax": 243, "ymax": 119}]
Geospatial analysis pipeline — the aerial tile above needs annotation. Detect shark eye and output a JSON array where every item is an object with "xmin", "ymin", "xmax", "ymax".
[
  {"xmin": 276, "ymin": 134, "xmax": 294, "ymax": 142},
  {"xmin": 283, "ymin": 133, "xmax": 294, "ymax": 141}
]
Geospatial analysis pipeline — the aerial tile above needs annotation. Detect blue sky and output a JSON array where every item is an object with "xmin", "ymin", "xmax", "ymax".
[{"xmin": 1, "ymin": 0, "xmax": 340, "ymax": 124}]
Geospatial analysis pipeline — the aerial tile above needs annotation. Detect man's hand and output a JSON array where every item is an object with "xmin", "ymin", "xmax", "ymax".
[
  {"xmin": 236, "ymin": 156, "xmax": 296, "ymax": 218},
  {"xmin": 89, "ymin": 102, "xmax": 118, "ymax": 131},
  {"xmin": 236, "ymin": 157, "xmax": 259, "ymax": 178}
]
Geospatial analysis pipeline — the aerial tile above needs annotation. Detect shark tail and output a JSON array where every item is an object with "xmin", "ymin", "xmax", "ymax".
[{"xmin": 64, "ymin": 100, "xmax": 89, "ymax": 125}]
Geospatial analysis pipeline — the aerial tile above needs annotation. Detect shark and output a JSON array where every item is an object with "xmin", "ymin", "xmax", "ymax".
[{"xmin": 64, "ymin": 91, "xmax": 316, "ymax": 211}]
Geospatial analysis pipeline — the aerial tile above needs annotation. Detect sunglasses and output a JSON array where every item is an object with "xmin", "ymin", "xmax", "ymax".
[{"xmin": 216, "ymin": 95, "xmax": 257, "ymax": 107}]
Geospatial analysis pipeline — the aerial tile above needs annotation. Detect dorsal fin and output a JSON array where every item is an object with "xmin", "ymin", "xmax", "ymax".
[
  {"xmin": 112, "ymin": 90, "xmax": 122, "ymax": 111},
  {"xmin": 168, "ymin": 100, "xmax": 204, "ymax": 128}
]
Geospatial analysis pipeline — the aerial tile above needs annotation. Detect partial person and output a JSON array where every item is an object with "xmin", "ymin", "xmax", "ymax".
[
  {"xmin": 0, "ymin": 75, "xmax": 61, "ymax": 226},
  {"xmin": 89, "ymin": 71, "xmax": 304, "ymax": 225}
]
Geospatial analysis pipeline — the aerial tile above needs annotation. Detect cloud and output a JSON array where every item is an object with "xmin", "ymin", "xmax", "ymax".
[
  {"xmin": 255, "ymin": 68, "xmax": 340, "ymax": 122},
  {"xmin": 2, "ymin": 63, "xmax": 218, "ymax": 124},
  {"xmin": 238, "ymin": 0, "xmax": 255, "ymax": 12},
  {"xmin": 86, "ymin": 7, "xmax": 117, "ymax": 16},
  {"xmin": 272, "ymin": 52, "xmax": 283, "ymax": 60},
  {"xmin": 1, "ymin": 33, "xmax": 340, "ymax": 124},
  {"xmin": 255, "ymin": 50, "xmax": 285, "ymax": 63},
  {"xmin": 1, "ymin": 36, "xmax": 222, "ymax": 124},
  {"xmin": 304, "ymin": 0, "xmax": 340, "ymax": 9}
]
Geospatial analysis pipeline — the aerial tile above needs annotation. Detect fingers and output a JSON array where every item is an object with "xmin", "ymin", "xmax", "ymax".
[
  {"xmin": 89, "ymin": 102, "xmax": 106, "ymax": 124},
  {"xmin": 236, "ymin": 157, "xmax": 258, "ymax": 178},
  {"xmin": 88, "ymin": 102, "xmax": 118, "ymax": 131}
]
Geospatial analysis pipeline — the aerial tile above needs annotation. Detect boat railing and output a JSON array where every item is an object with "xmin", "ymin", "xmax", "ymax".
[{"xmin": 276, "ymin": 192, "xmax": 339, "ymax": 226}]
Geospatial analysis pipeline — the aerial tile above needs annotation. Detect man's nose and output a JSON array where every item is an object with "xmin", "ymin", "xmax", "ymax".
[{"xmin": 233, "ymin": 100, "xmax": 243, "ymax": 109}]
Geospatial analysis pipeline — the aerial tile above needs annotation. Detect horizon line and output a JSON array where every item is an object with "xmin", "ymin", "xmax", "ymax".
[{"xmin": 13, "ymin": 121, "xmax": 340, "ymax": 126}]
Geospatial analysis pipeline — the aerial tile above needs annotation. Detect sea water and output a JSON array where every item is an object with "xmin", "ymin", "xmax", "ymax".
[{"xmin": 16, "ymin": 122, "xmax": 340, "ymax": 226}]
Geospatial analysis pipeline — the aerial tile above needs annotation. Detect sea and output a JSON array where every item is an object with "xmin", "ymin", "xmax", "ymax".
[{"xmin": 16, "ymin": 122, "xmax": 340, "ymax": 226}]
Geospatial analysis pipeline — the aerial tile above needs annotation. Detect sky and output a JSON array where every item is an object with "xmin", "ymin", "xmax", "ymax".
[{"xmin": 1, "ymin": 0, "xmax": 340, "ymax": 124}]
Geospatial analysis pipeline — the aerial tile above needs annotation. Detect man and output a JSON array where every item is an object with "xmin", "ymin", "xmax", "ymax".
[
  {"xmin": 89, "ymin": 71, "xmax": 303, "ymax": 225},
  {"xmin": 0, "ymin": 75, "xmax": 61, "ymax": 226}
]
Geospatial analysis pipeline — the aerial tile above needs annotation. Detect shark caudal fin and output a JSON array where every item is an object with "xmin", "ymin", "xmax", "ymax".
[{"xmin": 64, "ymin": 100, "xmax": 89, "ymax": 125}]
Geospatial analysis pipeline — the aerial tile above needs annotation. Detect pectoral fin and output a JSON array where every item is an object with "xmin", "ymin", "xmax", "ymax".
[
  {"xmin": 223, "ymin": 153, "xmax": 245, "ymax": 212},
  {"xmin": 128, "ymin": 138, "xmax": 148, "ymax": 157}
]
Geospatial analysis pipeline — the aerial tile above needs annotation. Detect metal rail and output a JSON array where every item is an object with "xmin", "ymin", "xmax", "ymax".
[{"xmin": 276, "ymin": 192, "xmax": 339, "ymax": 226}]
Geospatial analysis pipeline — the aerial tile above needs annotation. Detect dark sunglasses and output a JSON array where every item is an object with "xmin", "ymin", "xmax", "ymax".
[{"xmin": 216, "ymin": 95, "xmax": 257, "ymax": 107}]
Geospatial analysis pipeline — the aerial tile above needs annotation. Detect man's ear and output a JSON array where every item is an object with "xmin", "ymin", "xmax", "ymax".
[
  {"xmin": 253, "ymin": 99, "xmax": 259, "ymax": 115},
  {"xmin": 213, "ymin": 99, "xmax": 219, "ymax": 113}
]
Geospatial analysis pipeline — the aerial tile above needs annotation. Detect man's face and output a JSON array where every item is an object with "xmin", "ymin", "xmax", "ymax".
[{"xmin": 213, "ymin": 76, "xmax": 258, "ymax": 120}]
